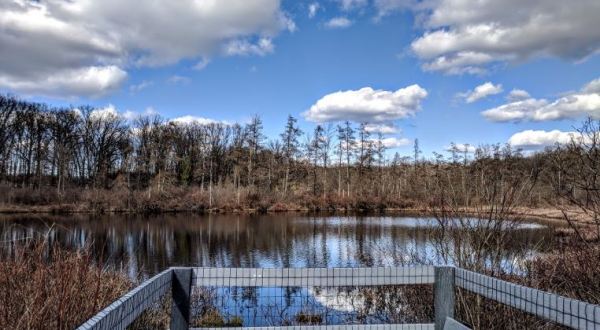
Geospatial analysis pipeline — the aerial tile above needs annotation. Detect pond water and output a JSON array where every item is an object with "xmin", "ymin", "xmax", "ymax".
[{"xmin": 0, "ymin": 213, "xmax": 555, "ymax": 278}]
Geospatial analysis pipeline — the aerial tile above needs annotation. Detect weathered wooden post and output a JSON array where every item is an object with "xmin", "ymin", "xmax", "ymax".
[
  {"xmin": 434, "ymin": 266, "xmax": 455, "ymax": 330},
  {"xmin": 171, "ymin": 268, "xmax": 192, "ymax": 330}
]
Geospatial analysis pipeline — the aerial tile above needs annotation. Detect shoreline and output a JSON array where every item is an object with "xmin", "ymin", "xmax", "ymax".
[{"xmin": 0, "ymin": 203, "xmax": 589, "ymax": 226}]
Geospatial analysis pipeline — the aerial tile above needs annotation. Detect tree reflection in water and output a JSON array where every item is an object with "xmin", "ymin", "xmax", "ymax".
[{"xmin": 0, "ymin": 213, "xmax": 553, "ymax": 278}]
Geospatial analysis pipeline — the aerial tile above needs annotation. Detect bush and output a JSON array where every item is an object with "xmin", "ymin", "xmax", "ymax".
[{"xmin": 0, "ymin": 240, "xmax": 132, "ymax": 330}]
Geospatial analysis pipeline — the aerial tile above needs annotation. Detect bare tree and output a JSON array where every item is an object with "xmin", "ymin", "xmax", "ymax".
[
  {"xmin": 551, "ymin": 118, "xmax": 600, "ymax": 241},
  {"xmin": 245, "ymin": 115, "xmax": 264, "ymax": 186},
  {"xmin": 280, "ymin": 115, "xmax": 302, "ymax": 194},
  {"xmin": 338, "ymin": 121, "xmax": 355, "ymax": 198}
]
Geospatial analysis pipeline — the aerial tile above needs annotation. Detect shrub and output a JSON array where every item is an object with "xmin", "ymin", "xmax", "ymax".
[{"xmin": 0, "ymin": 240, "xmax": 132, "ymax": 330}]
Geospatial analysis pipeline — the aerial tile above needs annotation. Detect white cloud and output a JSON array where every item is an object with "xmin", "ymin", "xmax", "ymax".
[
  {"xmin": 445, "ymin": 143, "xmax": 476, "ymax": 153},
  {"xmin": 223, "ymin": 37, "xmax": 274, "ymax": 56},
  {"xmin": 279, "ymin": 12, "xmax": 297, "ymax": 33},
  {"xmin": 460, "ymin": 82, "xmax": 503, "ymax": 103},
  {"xmin": 337, "ymin": 0, "xmax": 368, "ymax": 11},
  {"xmin": 583, "ymin": 78, "xmax": 600, "ymax": 94},
  {"xmin": 84, "ymin": 104, "xmax": 225, "ymax": 126},
  {"xmin": 90, "ymin": 104, "xmax": 119, "ymax": 120},
  {"xmin": 0, "ymin": 0, "xmax": 292, "ymax": 98},
  {"xmin": 364, "ymin": 123, "xmax": 399, "ymax": 134},
  {"xmin": 374, "ymin": 0, "xmax": 416, "ymax": 18},
  {"xmin": 409, "ymin": 0, "xmax": 600, "ymax": 74},
  {"xmin": 379, "ymin": 137, "xmax": 411, "ymax": 148},
  {"xmin": 129, "ymin": 80, "xmax": 153, "ymax": 93},
  {"xmin": 304, "ymin": 85, "xmax": 427, "ymax": 123},
  {"xmin": 421, "ymin": 51, "xmax": 494, "ymax": 75},
  {"xmin": 170, "ymin": 116, "xmax": 225, "ymax": 126},
  {"xmin": 482, "ymin": 98, "xmax": 547, "ymax": 122},
  {"xmin": 482, "ymin": 77, "xmax": 600, "ymax": 122},
  {"xmin": 308, "ymin": 3, "xmax": 320, "ymax": 19},
  {"xmin": 167, "ymin": 75, "xmax": 192, "ymax": 85},
  {"xmin": 508, "ymin": 130, "xmax": 576, "ymax": 150},
  {"xmin": 325, "ymin": 17, "xmax": 353, "ymax": 29},
  {"xmin": 193, "ymin": 58, "xmax": 210, "ymax": 71},
  {"xmin": 0, "ymin": 65, "xmax": 127, "ymax": 99},
  {"xmin": 122, "ymin": 107, "xmax": 158, "ymax": 120},
  {"xmin": 532, "ymin": 94, "xmax": 600, "ymax": 121},
  {"xmin": 507, "ymin": 89, "xmax": 531, "ymax": 102}
]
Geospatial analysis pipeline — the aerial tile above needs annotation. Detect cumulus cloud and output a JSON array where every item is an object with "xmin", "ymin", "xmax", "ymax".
[
  {"xmin": 325, "ymin": 17, "xmax": 353, "ymax": 29},
  {"xmin": 507, "ymin": 89, "xmax": 531, "ymax": 102},
  {"xmin": 0, "ymin": 0, "xmax": 292, "ymax": 98},
  {"xmin": 482, "ymin": 77, "xmax": 600, "ymax": 122},
  {"xmin": 90, "ymin": 104, "xmax": 119, "ymax": 120},
  {"xmin": 445, "ymin": 143, "xmax": 476, "ymax": 153},
  {"xmin": 170, "ymin": 116, "xmax": 226, "ymax": 126},
  {"xmin": 482, "ymin": 99, "xmax": 547, "ymax": 122},
  {"xmin": 460, "ymin": 82, "xmax": 503, "ymax": 103},
  {"xmin": 0, "ymin": 65, "xmax": 127, "ymax": 99},
  {"xmin": 224, "ymin": 37, "xmax": 275, "ymax": 56},
  {"xmin": 377, "ymin": 137, "xmax": 412, "ymax": 148},
  {"xmin": 308, "ymin": 3, "xmax": 320, "ymax": 18},
  {"xmin": 583, "ymin": 78, "xmax": 600, "ymax": 94},
  {"xmin": 303, "ymin": 85, "xmax": 428, "ymax": 123},
  {"xmin": 421, "ymin": 52, "xmax": 494, "ymax": 75},
  {"xmin": 364, "ymin": 123, "xmax": 399, "ymax": 134},
  {"xmin": 508, "ymin": 130, "xmax": 576, "ymax": 150},
  {"xmin": 122, "ymin": 107, "xmax": 159, "ymax": 120},
  {"xmin": 408, "ymin": 0, "xmax": 600, "ymax": 74}
]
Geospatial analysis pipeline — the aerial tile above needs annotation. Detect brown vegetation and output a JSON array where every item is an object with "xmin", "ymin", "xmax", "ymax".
[
  {"xmin": 0, "ymin": 240, "xmax": 132, "ymax": 330},
  {"xmin": 423, "ymin": 118, "xmax": 600, "ymax": 328},
  {"xmin": 0, "ymin": 94, "xmax": 581, "ymax": 215}
]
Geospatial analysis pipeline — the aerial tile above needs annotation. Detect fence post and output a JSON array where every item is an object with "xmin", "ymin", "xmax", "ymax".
[
  {"xmin": 434, "ymin": 266, "xmax": 455, "ymax": 330},
  {"xmin": 171, "ymin": 268, "xmax": 192, "ymax": 330}
]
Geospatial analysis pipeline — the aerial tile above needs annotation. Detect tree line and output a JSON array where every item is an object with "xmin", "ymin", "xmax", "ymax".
[
  {"xmin": 0, "ymin": 94, "xmax": 598, "ymax": 217},
  {"xmin": 0, "ymin": 95, "xmax": 392, "ymax": 197}
]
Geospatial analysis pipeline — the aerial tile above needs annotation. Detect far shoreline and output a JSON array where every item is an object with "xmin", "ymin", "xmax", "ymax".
[{"xmin": 0, "ymin": 204, "xmax": 585, "ymax": 226}]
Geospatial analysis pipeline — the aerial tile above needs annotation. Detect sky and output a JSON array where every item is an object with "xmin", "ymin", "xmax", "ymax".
[{"xmin": 1, "ymin": 0, "xmax": 600, "ymax": 157}]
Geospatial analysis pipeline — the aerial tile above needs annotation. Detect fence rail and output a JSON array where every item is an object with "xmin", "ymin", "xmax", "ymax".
[
  {"xmin": 455, "ymin": 268, "xmax": 600, "ymax": 329},
  {"xmin": 192, "ymin": 266, "xmax": 435, "ymax": 287},
  {"xmin": 77, "ymin": 266, "xmax": 600, "ymax": 330}
]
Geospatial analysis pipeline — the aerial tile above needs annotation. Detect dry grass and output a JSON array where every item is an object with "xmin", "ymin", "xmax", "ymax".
[
  {"xmin": 525, "ymin": 244, "xmax": 600, "ymax": 305},
  {"xmin": 455, "ymin": 288, "xmax": 566, "ymax": 329},
  {"xmin": 452, "ymin": 229, "xmax": 600, "ymax": 329},
  {"xmin": 0, "ymin": 240, "xmax": 132, "ymax": 330},
  {"xmin": 0, "ymin": 184, "xmax": 423, "ymax": 214}
]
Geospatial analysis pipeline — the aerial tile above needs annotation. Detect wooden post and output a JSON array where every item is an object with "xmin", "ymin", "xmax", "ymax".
[
  {"xmin": 171, "ymin": 268, "xmax": 192, "ymax": 330},
  {"xmin": 435, "ymin": 266, "xmax": 455, "ymax": 330}
]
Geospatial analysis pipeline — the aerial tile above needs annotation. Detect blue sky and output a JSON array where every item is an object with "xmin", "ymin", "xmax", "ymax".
[{"xmin": 1, "ymin": 0, "xmax": 600, "ymax": 156}]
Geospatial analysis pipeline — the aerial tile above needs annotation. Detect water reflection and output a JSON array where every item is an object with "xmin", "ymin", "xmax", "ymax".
[{"xmin": 0, "ymin": 213, "xmax": 554, "ymax": 277}]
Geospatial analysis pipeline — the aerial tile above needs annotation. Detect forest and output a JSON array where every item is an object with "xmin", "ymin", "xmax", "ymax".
[{"xmin": 0, "ymin": 94, "xmax": 598, "ymax": 225}]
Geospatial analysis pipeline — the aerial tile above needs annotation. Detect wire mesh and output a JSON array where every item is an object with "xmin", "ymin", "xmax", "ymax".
[
  {"xmin": 455, "ymin": 268, "xmax": 600, "ymax": 330},
  {"xmin": 78, "ymin": 268, "xmax": 173, "ymax": 330},
  {"xmin": 190, "ymin": 267, "xmax": 435, "ymax": 328},
  {"xmin": 78, "ymin": 266, "xmax": 600, "ymax": 330}
]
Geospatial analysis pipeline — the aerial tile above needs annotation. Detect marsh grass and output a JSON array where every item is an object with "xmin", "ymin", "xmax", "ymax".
[{"xmin": 0, "ymin": 240, "xmax": 132, "ymax": 330}]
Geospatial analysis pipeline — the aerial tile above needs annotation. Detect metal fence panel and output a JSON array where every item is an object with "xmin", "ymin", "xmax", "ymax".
[
  {"xmin": 192, "ymin": 266, "xmax": 435, "ymax": 287},
  {"xmin": 77, "ymin": 266, "xmax": 600, "ymax": 330},
  {"xmin": 77, "ymin": 268, "xmax": 173, "ymax": 330},
  {"xmin": 454, "ymin": 268, "xmax": 600, "ymax": 330},
  {"xmin": 193, "ymin": 324, "xmax": 435, "ymax": 330}
]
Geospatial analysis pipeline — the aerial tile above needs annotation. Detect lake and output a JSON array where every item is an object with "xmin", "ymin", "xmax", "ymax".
[{"xmin": 0, "ymin": 213, "xmax": 555, "ymax": 279}]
